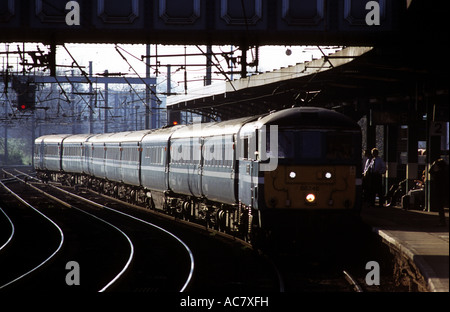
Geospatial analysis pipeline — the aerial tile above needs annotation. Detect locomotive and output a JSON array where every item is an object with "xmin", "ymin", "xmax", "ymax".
[{"xmin": 34, "ymin": 107, "xmax": 362, "ymax": 243}]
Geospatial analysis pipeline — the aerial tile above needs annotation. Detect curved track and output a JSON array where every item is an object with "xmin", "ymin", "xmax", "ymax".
[
  {"xmin": 0, "ymin": 180, "xmax": 64, "ymax": 290},
  {"xmin": 10, "ymin": 169, "xmax": 284, "ymax": 292},
  {"xmin": 2, "ymin": 168, "xmax": 381, "ymax": 294},
  {"xmin": 1, "ymin": 169, "xmax": 195, "ymax": 292},
  {"xmin": 0, "ymin": 206, "xmax": 14, "ymax": 252}
]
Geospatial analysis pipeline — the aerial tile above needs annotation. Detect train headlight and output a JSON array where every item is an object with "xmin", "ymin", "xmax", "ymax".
[
  {"xmin": 289, "ymin": 171, "xmax": 296, "ymax": 179},
  {"xmin": 324, "ymin": 171, "xmax": 332, "ymax": 179},
  {"xmin": 306, "ymin": 193, "xmax": 316, "ymax": 203}
]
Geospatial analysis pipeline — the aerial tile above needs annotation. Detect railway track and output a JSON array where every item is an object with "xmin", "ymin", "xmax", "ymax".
[
  {"xmin": 1, "ymin": 168, "xmax": 283, "ymax": 292},
  {"xmin": 2, "ymin": 168, "xmax": 380, "ymax": 294},
  {"xmin": 343, "ymin": 270, "xmax": 364, "ymax": 292},
  {"xmin": 0, "ymin": 206, "xmax": 14, "ymax": 253},
  {"xmin": 0, "ymin": 169, "xmax": 194, "ymax": 292},
  {"xmin": 4, "ymin": 167, "xmax": 393, "ymax": 295},
  {"xmin": 0, "ymin": 179, "xmax": 64, "ymax": 291},
  {"xmin": 0, "ymin": 175, "xmax": 134, "ymax": 292}
]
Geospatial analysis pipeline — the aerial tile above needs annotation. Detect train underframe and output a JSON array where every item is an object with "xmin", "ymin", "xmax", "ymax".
[
  {"xmin": 36, "ymin": 169, "xmax": 361, "ymax": 249},
  {"xmin": 36, "ymin": 169, "xmax": 258, "ymax": 242}
]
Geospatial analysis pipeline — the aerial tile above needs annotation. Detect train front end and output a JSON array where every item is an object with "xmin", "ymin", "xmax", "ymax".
[
  {"xmin": 264, "ymin": 129, "xmax": 361, "ymax": 212},
  {"xmin": 245, "ymin": 108, "xmax": 362, "ymax": 239}
]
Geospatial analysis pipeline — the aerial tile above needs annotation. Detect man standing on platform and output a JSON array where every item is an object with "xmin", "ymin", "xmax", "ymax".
[{"xmin": 366, "ymin": 148, "xmax": 386, "ymax": 208}]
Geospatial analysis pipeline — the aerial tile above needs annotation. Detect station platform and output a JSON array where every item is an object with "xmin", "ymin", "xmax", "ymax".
[{"xmin": 360, "ymin": 204, "xmax": 449, "ymax": 292}]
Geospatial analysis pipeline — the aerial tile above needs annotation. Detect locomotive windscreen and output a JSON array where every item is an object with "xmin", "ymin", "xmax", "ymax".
[{"xmin": 268, "ymin": 129, "xmax": 358, "ymax": 164}]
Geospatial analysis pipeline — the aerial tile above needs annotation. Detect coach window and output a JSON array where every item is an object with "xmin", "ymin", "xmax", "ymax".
[
  {"xmin": 128, "ymin": 147, "xmax": 134, "ymax": 161},
  {"xmin": 178, "ymin": 144, "xmax": 183, "ymax": 164},
  {"xmin": 45, "ymin": 145, "xmax": 58, "ymax": 156},
  {"xmin": 94, "ymin": 145, "xmax": 103, "ymax": 159},
  {"xmin": 243, "ymin": 138, "xmax": 249, "ymax": 159},
  {"xmin": 123, "ymin": 147, "xmax": 129, "ymax": 161},
  {"xmin": 225, "ymin": 139, "xmax": 233, "ymax": 167},
  {"xmin": 157, "ymin": 147, "xmax": 162, "ymax": 164},
  {"xmin": 247, "ymin": 134, "xmax": 258, "ymax": 161},
  {"xmin": 110, "ymin": 146, "xmax": 120, "ymax": 160},
  {"xmin": 148, "ymin": 146, "xmax": 161, "ymax": 165},
  {"xmin": 220, "ymin": 144, "xmax": 225, "ymax": 167}
]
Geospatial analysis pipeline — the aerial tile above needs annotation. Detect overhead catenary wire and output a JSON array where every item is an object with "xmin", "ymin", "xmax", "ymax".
[
  {"xmin": 62, "ymin": 73, "xmax": 96, "ymax": 116},
  {"xmin": 114, "ymin": 45, "xmax": 161, "ymax": 104},
  {"xmin": 196, "ymin": 45, "xmax": 236, "ymax": 91}
]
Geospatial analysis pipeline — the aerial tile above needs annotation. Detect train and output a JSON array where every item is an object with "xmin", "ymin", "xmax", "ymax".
[{"xmin": 34, "ymin": 107, "xmax": 362, "ymax": 244}]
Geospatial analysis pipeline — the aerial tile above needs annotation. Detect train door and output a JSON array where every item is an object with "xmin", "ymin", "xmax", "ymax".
[
  {"xmin": 37, "ymin": 141, "xmax": 44, "ymax": 170},
  {"xmin": 86, "ymin": 142, "xmax": 94, "ymax": 176},
  {"xmin": 82, "ymin": 141, "xmax": 90, "ymax": 174},
  {"xmin": 189, "ymin": 137, "xmax": 202, "ymax": 197},
  {"xmin": 169, "ymin": 137, "xmax": 202, "ymax": 198},
  {"xmin": 238, "ymin": 133, "xmax": 257, "ymax": 208}
]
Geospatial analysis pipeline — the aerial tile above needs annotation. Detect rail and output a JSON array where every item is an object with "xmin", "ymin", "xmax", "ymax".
[
  {"xmin": 1, "ymin": 170, "xmax": 134, "ymax": 292},
  {"xmin": 0, "ymin": 206, "xmax": 15, "ymax": 252},
  {"xmin": 343, "ymin": 270, "xmax": 364, "ymax": 292},
  {"xmin": 8, "ymin": 169, "xmax": 195, "ymax": 292},
  {"xmin": 0, "ymin": 180, "xmax": 65, "ymax": 290}
]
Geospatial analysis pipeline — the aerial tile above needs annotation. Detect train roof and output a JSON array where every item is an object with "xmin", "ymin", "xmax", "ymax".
[
  {"xmin": 87, "ymin": 130, "xmax": 153, "ymax": 144},
  {"xmin": 141, "ymin": 125, "xmax": 185, "ymax": 143},
  {"xmin": 254, "ymin": 107, "xmax": 360, "ymax": 130},
  {"xmin": 35, "ymin": 134, "xmax": 72, "ymax": 144},
  {"xmin": 62, "ymin": 134, "xmax": 96, "ymax": 144},
  {"xmin": 171, "ymin": 116, "xmax": 257, "ymax": 139}
]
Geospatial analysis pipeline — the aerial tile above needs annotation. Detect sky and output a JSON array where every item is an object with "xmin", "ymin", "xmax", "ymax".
[{"xmin": 1, "ymin": 43, "xmax": 341, "ymax": 94}]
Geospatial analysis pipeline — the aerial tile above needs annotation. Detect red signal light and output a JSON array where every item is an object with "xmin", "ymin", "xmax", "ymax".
[{"xmin": 173, "ymin": 121, "xmax": 178, "ymax": 125}]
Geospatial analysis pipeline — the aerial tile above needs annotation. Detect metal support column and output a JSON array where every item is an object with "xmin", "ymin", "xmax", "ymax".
[
  {"xmin": 406, "ymin": 122, "xmax": 418, "ymax": 192},
  {"xmin": 385, "ymin": 124, "xmax": 399, "ymax": 192},
  {"xmin": 427, "ymin": 103, "xmax": 444, "ymax": 212},
  {"xmin": 367, "ymin": 110, "xmax": 376, "ymax": 151},
  {"xmin": 145, "ymin": 44, "xmax": 151, "ymax": 129},
  {"xmin": 240, "ymin": 45, "xmax": 247, "ymax": 78},
  {"xmin": 203, "ymin": 45, "xmax": 212, "ymax": 123},
  {"xmin": 89, "ymin": 61, "xmax": 94, "ymax": 134},
  {"xmin": 104, "ymin": 70, "xmax": 108, "ymax": 133}
]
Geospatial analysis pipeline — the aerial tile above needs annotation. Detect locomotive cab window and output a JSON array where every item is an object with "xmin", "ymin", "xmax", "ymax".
[
  {"xmin": 266, "ymin": 129, "xmax": 357, "ymax": 163},
  {"xmin": 326, "ymin": 133, "xmax": 354, "ymax": 160}
]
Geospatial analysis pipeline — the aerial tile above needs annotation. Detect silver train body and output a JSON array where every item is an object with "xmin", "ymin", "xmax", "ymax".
[{"xmin": 34, "ymin": 107, "xmax": 362, "ymax": 241}]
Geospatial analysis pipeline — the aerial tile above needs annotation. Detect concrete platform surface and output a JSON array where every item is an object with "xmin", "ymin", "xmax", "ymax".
[{"xmin": 361, "ymin": 205, "xmax": 449, "ymax": 292}]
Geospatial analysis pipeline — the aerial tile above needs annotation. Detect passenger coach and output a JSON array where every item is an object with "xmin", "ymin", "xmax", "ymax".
[
  {"xmin": 34, "ymin": 107, "xmax": 362, "ymax": 243},
  {"xmin": 34, "ymin": 134, "xmax": 71, "ymax": 178}
]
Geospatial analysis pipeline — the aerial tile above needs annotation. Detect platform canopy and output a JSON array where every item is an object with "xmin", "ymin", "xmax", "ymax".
[{"xmin": 167, "ymin": 44, "xmax": 448, "ymax": 122}]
